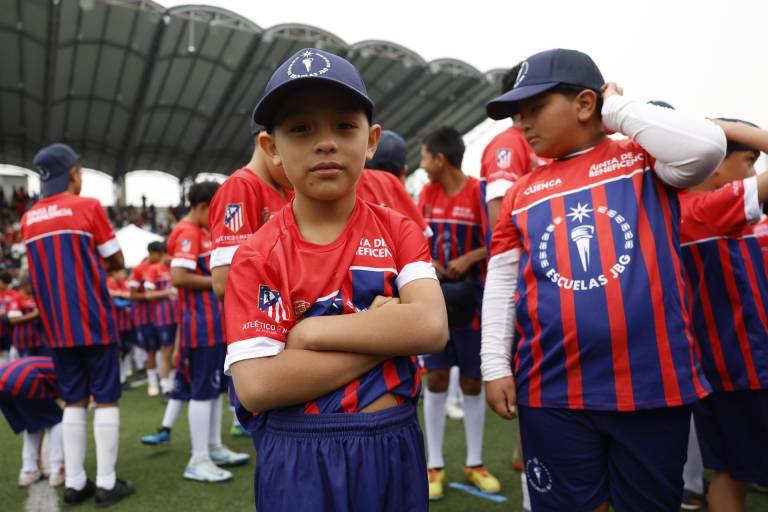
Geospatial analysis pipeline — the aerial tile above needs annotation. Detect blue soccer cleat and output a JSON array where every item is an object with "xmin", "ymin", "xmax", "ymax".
[{"xmin": 141, "ymin": 428, "xmax": 171, "ymax": 446}]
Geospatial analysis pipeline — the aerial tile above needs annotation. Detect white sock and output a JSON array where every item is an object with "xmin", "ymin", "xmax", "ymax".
[
  {"xmin": 48, "ymin": 423, "xmax": 64, "ymax": 471},
  {"xmin": 94, "ymin": 407, "xmax": 119, "ymax": 490},
  {"xmin": 160, "ymin": 377, "xmax": 173, "ymax": 394},
  {"xmin": 423, "ymin": 390, "xmax": 448, "ymax": 468},
  {"xmin": 132, "ymin": 347, "xmax": 146, "ymax": 369},
  {"xmin": 62, "ymin": 407, "xmax": 88, "ymax": 490},
  {"xmin": 448, "ymin": 367, "xmax": 462, "ymax": 404},
  {"xmin": 462, "ymin": 391, "xmax": 486, "ymax": 467},
  {"xmin": 209, "ymin": 395, "xmax": 223, "ymax": 449},
  {"xmin": 22, "ymin": 430, "xmax": 42, "ymax": 473},
  {"xmin": 147, "ymin": 368, "xmax": 159, "ymax": 388},
  {"xmin": 683, "ymin": 416, "xmax": 704, "ymax": 494},
  {"xmin": 189, "ymin": 400, "xmax": 212, "ymax": 459},
  {"xmin": 162, "ymin": 399, "xmax": 184, "ymax": 429},
  {"xmin": 122, "ymin": 353, "xmax": 133, "ymax": 378},
  {"xmin": 522, "ymin": 472, "xmax": 531, "ymax": 511},
  {"xmin": 0, "ymin": 350, "xmax": 9, "ymax": 365},
  {"xmin": 232, "ymin": 410, "xmax": 241, "ymax": 427}
]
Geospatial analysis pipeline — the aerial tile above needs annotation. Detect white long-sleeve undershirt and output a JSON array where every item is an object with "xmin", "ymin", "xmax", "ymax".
[{"xmin": 481, "ymin": 248, "xmax": 519, "ymax": 382}]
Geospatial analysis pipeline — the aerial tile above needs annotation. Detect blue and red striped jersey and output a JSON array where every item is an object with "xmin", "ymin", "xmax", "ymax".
[
  {"xmin": 145, "ymin": 262, "xmax": 177, "ymax": 327},
  {"xmin": 21, "ymin": 193, "xmax": 120, "ymax": 349},
  {"xmin": 0, "ymin": 290, "xmax": 15, "ymax": 339},
  {"xmin": 0, "ymin": 356, "xmax": 59, "ymax": 400},
  {"xmin": 490, "ymin": 138, "xmax": 710, "ymax": 412},
  {"xmin": 224, "ymin": 199, "xmax": 436, "ymax": 415},
  {"xmin": 480, "ymin": 126, "xmax": 545, "ymax": 205},
  {"xmin": 106, "ymin": 277, "xmax": 132, "ymax": 333},
  {"xmin": 128, "ymin": 261, "xmax": 152, "ymax": 328},
  {"xmin": 680, "ymin": 178, "xmax": 768, "ymax": 392},
  {"xmin": 168, "ymin": 220, "xmax": 223, "ymax": 348},
  {"xmin": 7, "ymin": 291, "xmax": 43, "ymax": 351}
]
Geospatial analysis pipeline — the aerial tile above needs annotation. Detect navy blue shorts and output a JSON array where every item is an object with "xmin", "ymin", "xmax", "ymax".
[
  {"xmin": 518, "ymin": 405, "xmax": 691, "ymax": 512},
  {"xmin": 156, "ymin": 324, "xmax": 176, "ymax": 348},
  {"xmin": 187, "ymin": 344, "xmax": 226, "ymax": 401},
  {"xmin": 255, "ymin": 404, "xmax": 427, "ymax": 511},
  {"xmin": 0, "ymin": 395, "xmax": 62, "ymax": 434},
  {"xmin": 422, "ymin": 325, "xmax": 481, "ymax": 379},
  {"xmin": 139, "ymin": 324, "xmax": 161, "ymax": 352},
  {"xmin": 171, "ymin": 366, "xmax": 191, "ymax": 401},
  {"xmin": 694, "ymin": 390, "xmax": 768, "ymax": 486},
  {"xmin": 51, "ymin": 344, "xmax": 121, "ymax": 404}
]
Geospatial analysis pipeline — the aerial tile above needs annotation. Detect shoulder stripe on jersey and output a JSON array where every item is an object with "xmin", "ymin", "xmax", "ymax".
[
  {"xmin": 349, "ymin": 265, "xmax": 398, "ymax": 273},
  {"xmin": 424, "ymin": 218, "xmax": 479, "ymax": 227},
  {"xmin": 24, "ymin": 229, "xmax": 93, "ymax": 244},
  {"xmin": 512, "ymin": 166, "xmax": 649, "ymax": 216}
]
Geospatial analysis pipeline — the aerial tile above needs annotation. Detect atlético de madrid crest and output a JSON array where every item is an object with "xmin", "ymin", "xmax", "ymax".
[{"xmin": 224, "ymin": 203, "xmax": 244, "ymax": 233}]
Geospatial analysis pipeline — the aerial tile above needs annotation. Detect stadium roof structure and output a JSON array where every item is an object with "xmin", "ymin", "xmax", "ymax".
[{"xmin": 0, "ymin": 0, "xmax": 507, "ymax": 180}]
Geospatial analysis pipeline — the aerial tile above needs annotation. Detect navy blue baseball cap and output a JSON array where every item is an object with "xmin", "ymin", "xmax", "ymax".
[
  {"xmin": 33, "ymin": 143, "xmax": 80, "ymax": 197},
  {"xmin": 366, "ymin": 130, "xmax": 407, "ymax": 173},
  {"xmin": 250, "ymin": 117, "xmax": 265, "ymax": 136},
  {"xmin": 252, "ymin": 48, "xmax": 373, "ymax": 129},
  {"xmin": 486, "ymin": 49, "xmax": 605, "ymax": 119}
]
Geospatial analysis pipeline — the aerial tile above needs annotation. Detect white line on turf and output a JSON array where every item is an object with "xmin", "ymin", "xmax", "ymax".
[{"xmin": 25, "ymin": 480, "xmax": 59, "ymax": 512}]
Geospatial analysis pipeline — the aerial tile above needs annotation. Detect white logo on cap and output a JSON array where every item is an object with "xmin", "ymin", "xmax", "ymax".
[
  {"xmin": 514, "ymin": 61, "xmax": 529, "ymax": 88},
  {"xmin": 287, "ymin": 50, "xmax": 331, "ymax": 79},
  {"xmin": 35, "ymin": 165, "xmax": 50, "ymax": 180}
]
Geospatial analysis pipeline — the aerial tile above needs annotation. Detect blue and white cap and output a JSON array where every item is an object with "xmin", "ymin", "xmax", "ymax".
[
  {"xmin": 487, "ymin": 49, "xmax": 605, "ymax": 119},
  {"xmin": 252, "ymin": 48, "xmax": 373, "ymax": 128},
  {"xmin": 33, "ymin": 143, "xmax": 80, "ymax": 197}
]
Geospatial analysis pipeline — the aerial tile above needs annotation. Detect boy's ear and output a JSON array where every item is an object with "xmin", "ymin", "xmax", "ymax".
[
  {"xmin": 366, "ymin": 123, "xmax": 382, "ymax": 161},
  {"xmin": 575, "ymin": 89, "xmax": 599, "ymax": 123},
  {"xmin": 258, "ymin": 131, "xmax": 281, "ymax": 166}
]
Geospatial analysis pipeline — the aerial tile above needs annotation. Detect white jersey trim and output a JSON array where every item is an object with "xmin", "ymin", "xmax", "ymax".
[
  {"xmin": 7, "ymin": 310, "xmax": 22, "ymax": 318},
  {"xmin": 424, "ymin": 218, "xmax": 480, "ymax": 227},
  {"xmin": 210, "ymin": 245, "xmax": 239, "ymax": 269},
  {"xmin": 681, "ymin": 233, "xmax": 759, "ymax": 247},
  {"xmin": 97, "ymin": 237, "xmax": 121, "ymax": 259},
  {"xmin": 744, "ymin": 176, "xmax": 761, "ymax": 224},
  {"xmin": 396, "ymin": 261, "xmax": 437, "ymax": 290},
  {"xmin": 171, "ymin": 258, "xmax": 197, "ymax": 271},
  {"xmin": 24, "ymin": 229, "xmax": 93, "ymax": 244},
  {"xmin": 486, "ymin": 179, "xmax": 514, "ymax": 203},
  {"xmin": 224, "ymin": 337, "xmax": 285, "ymax": 375}
]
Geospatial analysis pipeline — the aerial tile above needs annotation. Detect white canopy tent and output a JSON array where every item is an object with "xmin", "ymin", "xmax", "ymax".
[{"xmin": 116, "ymin": 224, "xmax": 164, "ymax": 269}]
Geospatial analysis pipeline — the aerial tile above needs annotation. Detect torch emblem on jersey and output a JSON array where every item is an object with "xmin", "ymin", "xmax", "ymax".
[
  {"xmin": 567, "ymin": 202, "xmax": 595, "ymax": 271},
  {"xmin": 288, "ymin": 50, "xmax": 331, "ymax": 79},
  {"xmin": 224, "ymin": 203, "xmax": 244, "ymax": 233},
  {"xmin": 258, "ymin": 285, "xmax": 288, "ymax": 322}
]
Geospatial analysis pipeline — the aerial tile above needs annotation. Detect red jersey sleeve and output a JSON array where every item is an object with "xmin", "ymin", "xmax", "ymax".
[
  {"xmin": 392, "ymin": 215, "xmax": 437, "ymax": 291},
  {"xmin": 170, "ymin": 226, "xmax": 201, "ymax": 271},
  {"xmin": 680, "ymin": 177, "xmax": 760, "ymax": 242},
  {"xmin": 481, "ymin": 130, "xmax": 533, "ymax": 203},
  {"xmin": 489, "ymin": 183, "xmax": 523, "ymax": 258},
  {"xmin": 223, "ymin": 247, "xmax": 292, "ymax": 374},
  {"xmin": 377, "ymin": 173, "xmax": 431, "ymax": 237},
  {"xmin": 89, "ymin": 200, "xmax": 120, "ymax": 258},
  {"xmin": 6, "ymin": 292, "xmax": 21, "ymax": 320},
  {"xmin": 209, "ymin": 178, "xmax": 261, "ymax": 268},
  {"xmin": 128, "ymin": 264, "xmax": 144, "ymax": 289}
]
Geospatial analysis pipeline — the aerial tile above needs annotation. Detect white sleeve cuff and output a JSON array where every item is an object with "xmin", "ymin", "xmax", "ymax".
[
  {"xmin": 210, "ymin": 246, "xmax": 239, "ymax": 269},
  {"xmin": 144, "ymin": 282, "xmax": 156, "ymax": 290},
  {"xmin": 744, "ymin": 176, "xmax": 761, "ymax": 223},
  {"xmin": 423, "ymin": 226, "xmax": 434, "ymax": 239},
  {"xmin": 128, "ymin": 280, "xmax": 140, "ymax": 289},
  {"xmin": 171, "ymin": 258, "xmax": 197, "ymax": 271},
  {"xmin": 7, "ymin": 311, "xmax": 21, "ymax": 318},
  {"xmin": 396, "ymin": 261, "xmax": 437, "ymax": 290},
  {"xmin": 486, "ymin": 179, "xmax": 514, "ymax": 202},
  {"xmin": 97, "ymin": 238, "xmax": 121, "ymax": 258},
  {"xmin": 224, "ymin": 337, "xmax": 285, "ymax": 375},
  {"xmin": 481, "ymin": 248, "xmax": 519, "ymax": 382}
]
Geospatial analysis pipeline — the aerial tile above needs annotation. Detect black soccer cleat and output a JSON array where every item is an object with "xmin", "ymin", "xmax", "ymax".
[
  {"xmin": 63, "ymin": 479, "xmax": 96, "ymax": 505},
  {"xmin": 94, "ymin": 478, "xmax": 135, "ymax": 508}
]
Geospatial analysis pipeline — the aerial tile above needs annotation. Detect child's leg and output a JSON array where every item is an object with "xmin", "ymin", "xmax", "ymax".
[
  {"xmin": 423, "ymin": 369, "xmax": 449, "ymax": 469},
  {"xmin": 708, "ymin": 472, "xmax": 747, "ymax": 512},
  {"xmin": 62, "ymin": 406, "xmax": 88, "ymax": 490},
  {"xmin": 162, "ymin": 399, "xmax": 184, "ymax": 430},
  {"xmin": 208, "ymin": 394, "xmax": 223, "ymax": 449},
  {"xmin": 22, "ymin": 430, "xmax": 42, "ymax": 473},
  {"xmin": 189, "ymin": 400, "xmax": 212, "ymax": 459},
  {"xmin": 48, "ymin": 422, "xmax": 64, "ymax": 472},
  {"xmin": 459, "ymin": 375, "xmax": 484, "ymax": 467}
]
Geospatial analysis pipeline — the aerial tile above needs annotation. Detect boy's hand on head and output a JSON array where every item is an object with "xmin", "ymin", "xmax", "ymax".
[
  {"xmin": 601, "ymin": 82, "xmax": 623, "ymax": 100},
  {"xmin": 446, "ymin": 254, "xmax": 472, "ymax": 280},
  {"xmin": 485, "ymin": 376, "xmax": 517, "ymax": 420}
]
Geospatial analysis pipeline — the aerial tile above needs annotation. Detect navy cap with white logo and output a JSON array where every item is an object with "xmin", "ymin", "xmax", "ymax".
[
  {"xmin": 33, "ymin": 143, "xmax": 80, "ymax": 197},
  {"xmin": 366, "ymin": 130, "xmax": 407, "ymax": 173},
  {"xmin": 487, "ymin": 49, "xmax": 605, "ymax": 119},
  {"xmin": 252, "ymin": 48, "xmax": 374, "ymax": 129}
]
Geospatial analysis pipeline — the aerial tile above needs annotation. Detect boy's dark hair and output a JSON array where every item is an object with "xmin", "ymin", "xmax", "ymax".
[
  {"xmin": 147, "ymin": 241, "xmax": 166, "ymax": 253},
  {"xmin": 422, "ymin": 126, "xmax": 465, "ymax": 168},
  {"xmin": 188, "ymin": 181, "xmax": 220, "ymax": 207},
  {"xmin": 0, "ymin": 271, "xmax": 11, "ymax": 284},
  {"xmin": 500, "ymin": 62, "xmax": 523, "ymax": 95},
  {"xmin": 549, "ymin": 84, "xmax": 604, "ymax": 118}
]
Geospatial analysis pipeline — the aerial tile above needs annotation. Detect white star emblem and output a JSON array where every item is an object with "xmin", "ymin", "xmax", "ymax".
[
  {"xmin": 567, "ymin": 202, "xmax": 593, "ymax": 223},
  {"xmin": 302, "ymin": 50, "xmax": 313, "ymax": 58}
]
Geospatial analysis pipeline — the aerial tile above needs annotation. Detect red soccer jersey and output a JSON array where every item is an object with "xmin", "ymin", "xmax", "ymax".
[
  {"xmin": 480, "ymin": 126, "xmax": 544, "ymax": 204},
  {"xmin": 679, "ymin": 178, "xmax": 768, "ymax": 392},
  {"xmin": 0, "ymin": 356, "xmax": 59, "ymax": 400},
  {"xmin": 21, "ymin": 193, "xmax": 120, "ymax": 349},
  {"xmin": 224, "ymin": 199, "xmax": 436, "ymax": 415},
  {"xmin": 7, "ymin": 291, "xmax": 43, "ymax": 352},
  {"xmin": 145, "ymin": 262, "xmax": 177, "ymax": 327},
  {"xmin": 357, "ymin": 169, "xmax": 431, "ymax": 237},
  {"xmin": 168, "ymin": 220, "xmax": 223, "ymax": 348},
  {"xmin": 208, "ymin": 167, "xmax": 290, "ymax": 269},
  {"xmin": 753, "ymin": 216, "xmax": 768, "ymax": 264},
  {"xmin": 0, "ymin": 289, "xmax": 15, "ymax": 339},
  {"xmin": 128, "ymin": 260, "xmax": 152, "ymax": 328},
  {"xmin": 490, "ymin": 138, "xmax": 710, "ymax": 412}
]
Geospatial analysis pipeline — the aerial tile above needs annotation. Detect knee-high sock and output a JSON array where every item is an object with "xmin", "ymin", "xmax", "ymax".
[
  {"xmin": 94, "ymin": 407, "xmax": 119, "ymax": 490},
  {"xmin": 22, "ymin": 430, "xmax": 42, "ymax": 473},
  {"xmin": 62, "ymin": 407, "xmax": 88, "ymax": 490},
  {"xmin": 423, "ymin": 390, "xmax": 448, "ymax": 469},
  {"xmin": 48, "ymin": 422, "xmax": 64, "ymax": 470},
  {"xmin": 447, "ymin": 367, "xmax": 462, "ymax": 404},
  {"xmin": 208, "ymin": 394, "xmax": 223, "ymax": 448},
  {"xmin": 683, "ymin": 416, "xmax": 704, "ymax": 494},
  {"xmin": 147, "ymin": 368, "xmax": 159, "ymax": 388},
  {"xmin": 161, "ymin": 399, "xmax": 184, "ymax": 430},
  {"xmin": 189, "ymin": 400, "xmax": 212, "ymax": 459},
  {"xmin": 522, "ymin": 472, "xmax": 531, "ymax": 511},
  {"xmin": 462, "ymin": 391, "xmax": 486, "ymax": 467}
]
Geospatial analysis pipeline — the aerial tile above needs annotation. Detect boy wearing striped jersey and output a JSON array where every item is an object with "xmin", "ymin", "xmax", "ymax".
[
  {"xmin": 679, "ymin": 118, "xmax": 768, "ymax": 512},
  {"xmin": 22, "ymin": 143, "xmax": 134, "ymax": 506},
  {"xmin": 417, "ymin": 126, "xmax": 500, "ymax": 499},
  {"xmin": 482, "ymin": 49, "xmax": 725, "ymax": 511},
  {"xmin": 225, "ymin": 48, "xmax": 447, "ymax": 511},
  {"xmin": 7, "ymin": 273, "xmax": 47, "ymax": 357},
  {"xmin": 143, "ymin": 247, "xmax": 178, "ymax": 398}
]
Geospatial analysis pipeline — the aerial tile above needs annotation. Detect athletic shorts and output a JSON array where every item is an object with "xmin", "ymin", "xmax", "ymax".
[
  {"xmin": 18, "ymin": 345, "xmax": 52, "ymax": 358},
  {"xmin": 422, "ymin": 325, "xmax": 481, "ymax": 379},
  {"xmin": 186, "ymin": 344, "xmax": 226, "ymax": 401},
  {"xmin": 255, "ymin": 404, "xmax": 427, "ymax": 511},
  {"xmin": 51, "ymin": 344, "xmax": 121, "ymax": 404},
  {"xmin": 518, "ymin": 405, "xmax": 691, "ymax": 512},
  {"xmin": 119, "ymin": 329, "xmax": 135, "ymax": 354},
  {"xmin": 0, "ymin": 335, "xmax": 11, "ymax": 351},
  {"xmin": 694, "ymin": 389, "xmax": 768, "ymax": 486},
  {"xmin": 156, "ymin": 324, "xmax": 176, "ymax": 348},
  {"xmin": 0, "ymin": 395, "xmax": 62, "ymax": 434}
]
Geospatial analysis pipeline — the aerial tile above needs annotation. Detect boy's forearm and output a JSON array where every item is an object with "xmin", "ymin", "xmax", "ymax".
[
  {"xmin": 720, "ymin": 122, "xmax": 768, "ymax": 154},
  {"xmin": 230, "ymin": 349, "xmax": 383, "ymax": 412},
  {"xmin": 170, "ymin": 267, "xmax": 212, "ymax": 290}
]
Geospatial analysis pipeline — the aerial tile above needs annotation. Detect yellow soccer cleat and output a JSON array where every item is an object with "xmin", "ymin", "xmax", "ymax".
[
  {"xmin": 427, "ymin": 468, "xmax": 445, "ymax": 501},
  {"xmin": 464, "ymin": 466, "xmax": 502, "ymax": 494}
]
